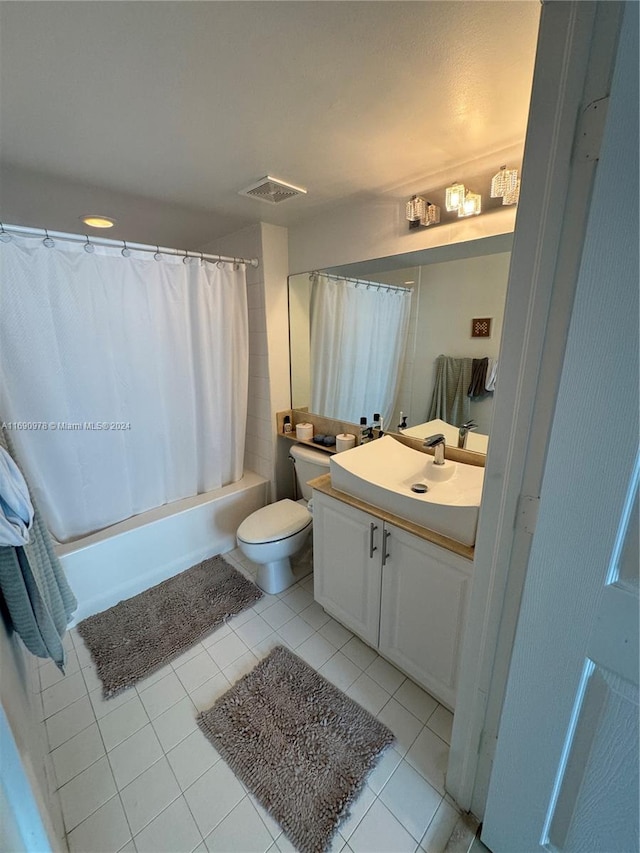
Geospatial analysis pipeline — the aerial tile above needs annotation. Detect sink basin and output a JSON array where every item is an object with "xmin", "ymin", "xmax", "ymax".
[{"xmin": 329, "ymin": 435, "xmax": 484, "ymax": 546}]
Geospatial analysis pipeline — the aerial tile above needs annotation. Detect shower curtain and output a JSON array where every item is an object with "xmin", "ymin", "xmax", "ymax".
[
  {"xmin": 0, "ymin": 236, "xmax": 248, "ymax": 542},
  {"xmin": 310, "ymin": 273, "xmax": 411, "ymax": 424}
]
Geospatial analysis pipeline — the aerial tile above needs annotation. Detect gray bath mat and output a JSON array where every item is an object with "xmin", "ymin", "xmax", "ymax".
[
  {"xmin": 197, "ymin": 645, "xmax": 395, "ymax": 853},
  {"xmin": 77, "ymin": 555, "xmax": 262, "ymax": 698}
]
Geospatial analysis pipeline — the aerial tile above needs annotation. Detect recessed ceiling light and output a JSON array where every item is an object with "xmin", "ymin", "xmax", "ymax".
[{"xmin": 80, "ymin": 215, "xmax": 116, "ymax": 228}]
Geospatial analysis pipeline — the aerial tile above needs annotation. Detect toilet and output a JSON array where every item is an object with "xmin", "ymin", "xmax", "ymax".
[{"xmin": 236, "ymin": 444, "xmax": 330, "ymax": 594}]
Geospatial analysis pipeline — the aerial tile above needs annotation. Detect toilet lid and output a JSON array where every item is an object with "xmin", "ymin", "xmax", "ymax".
[{"xmin": 237, "ymin": 499, "xmax": 312, "ymax": 545}]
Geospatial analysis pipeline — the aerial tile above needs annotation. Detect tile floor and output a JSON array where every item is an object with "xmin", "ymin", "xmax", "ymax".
[{"xmin": 42, "ymin": 548, "xmax": 460, "ymax": 853}]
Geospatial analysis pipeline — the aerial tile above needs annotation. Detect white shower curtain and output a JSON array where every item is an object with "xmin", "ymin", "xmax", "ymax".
[
  {"xmin": 310, "ymin": 274, "xmax": 411, "ymax": 424},
  {"xmin": 0, "ymin": 236, "xmax": 248, "ymax": 542}
]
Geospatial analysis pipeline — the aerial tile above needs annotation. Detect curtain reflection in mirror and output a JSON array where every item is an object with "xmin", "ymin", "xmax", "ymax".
[{"xmin": 309, "ymin": 273, "xmax": 411, "ymax": 424}]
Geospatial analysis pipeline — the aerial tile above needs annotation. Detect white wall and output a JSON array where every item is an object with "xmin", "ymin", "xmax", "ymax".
[{"xmin": 0, "ymin": 616, "xmax": 66, "ymax": 851}]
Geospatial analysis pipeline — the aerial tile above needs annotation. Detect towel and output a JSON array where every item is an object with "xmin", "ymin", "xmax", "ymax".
[
  {"xmin": 468, "ymin": 358, "xmax": 489, "ymax": 399},
  {"xmin": 0, "ymin": 433, "xmax": 76, "ymax": 670},
  {"xmin": 428, "ymin": 355, "xmax": 473, "ymax": 425},
  {"xmin": 486, "ymin": 358, "xmax": 498, "ymax": 391},
  {"xmin": 0, "ymin": 445, "xmax": 34, "ymax": 546}
]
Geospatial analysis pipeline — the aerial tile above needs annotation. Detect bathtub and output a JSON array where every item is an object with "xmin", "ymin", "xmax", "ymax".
[{"xmin": 56, "ymin": 471, "xmax": 268, "ymax": 623}]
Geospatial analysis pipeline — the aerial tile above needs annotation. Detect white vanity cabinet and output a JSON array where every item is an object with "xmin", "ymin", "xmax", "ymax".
[{"xmin": 313, "ymin": 490, "xmax": 472, "ymax": 708}]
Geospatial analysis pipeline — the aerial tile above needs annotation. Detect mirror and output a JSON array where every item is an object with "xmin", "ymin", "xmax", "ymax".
[{"xmin": 288, "ymin": 233, "xmax": 513, "ymax": 454}]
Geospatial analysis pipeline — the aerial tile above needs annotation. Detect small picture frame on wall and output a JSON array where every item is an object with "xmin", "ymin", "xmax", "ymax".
[{"xmin": 472, "ymin": 317, "xmax": 492, "ymax": 338}]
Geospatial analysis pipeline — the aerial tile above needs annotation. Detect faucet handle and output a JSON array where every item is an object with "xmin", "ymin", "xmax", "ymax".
[{"xmin": 423, "ymin": 433, "xmax": 446, "ymax": 447}]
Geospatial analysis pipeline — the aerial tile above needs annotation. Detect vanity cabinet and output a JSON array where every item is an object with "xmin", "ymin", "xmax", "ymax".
[{"xmin": 313, "ymin": 491, "xmax": 472, "ymax": 708}]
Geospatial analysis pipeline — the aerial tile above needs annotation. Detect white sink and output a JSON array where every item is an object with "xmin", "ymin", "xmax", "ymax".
[{"xmin": 329, "ymin": 435, "xmax": 484, "ymax": 546}]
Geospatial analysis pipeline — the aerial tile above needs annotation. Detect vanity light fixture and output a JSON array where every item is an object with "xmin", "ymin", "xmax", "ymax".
[
  {"xmin": 420, "ymin": 202, "xmax": 441, "ymax": 226},
  {"xmin": 405, "ymin": 195, "xmax": 426, "ymax": 222},
  {"xmin": 491, "ymin": 165, "xmax": 520, "ymax": 205},
  {"xmin": 458, "ymin": 190, "xmax": 482, "ymax": 218},
  {"xmin": 80, "ymin": 215, "xmax": 116, "ymax": 228},
  {"xmin": 445, "ymin": 183, "xmax": 466, "ymax": 212}
]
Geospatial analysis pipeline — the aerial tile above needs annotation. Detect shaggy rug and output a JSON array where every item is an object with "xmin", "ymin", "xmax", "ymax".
[
  {"xmin": 197, "ymin": 645, "xmax": 395, "ymax": 853},
  {"xmin": 77, "ymin": 555, "xmax": 262, "ymax": 698}
]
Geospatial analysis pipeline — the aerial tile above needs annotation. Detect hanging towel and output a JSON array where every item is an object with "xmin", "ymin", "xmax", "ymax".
[
  {"xmin": 0, "ymin": 433, "xmax": 77, "ymax": 671},
  {"xmin": 468, "ymin": 357, "xmax": 489, "ymax": 398},
  {"xmin": 428, "ymin": 355, "xmax": 473, "ymax": 425},
  {"xmin": 486, "ymin": 358, "xmax": 498, "ymax": 392},
  {"xmin": 0, "ymin": 445, "xmax": 34, "ymax": 546}
]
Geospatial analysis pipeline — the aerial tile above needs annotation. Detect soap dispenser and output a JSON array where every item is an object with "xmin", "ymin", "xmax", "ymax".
[
  {"xmin": 397, "ymin": 412, "xmax": 408, "ymax": 432},
  {"xmin": 359, "ymin": 416, "xmax": 371, "ymax": 444}
]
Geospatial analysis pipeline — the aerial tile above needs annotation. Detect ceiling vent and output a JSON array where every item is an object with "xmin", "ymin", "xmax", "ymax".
[{"xmin": 239, "ymin": 176, "xmax": 307, "ymax": 204}]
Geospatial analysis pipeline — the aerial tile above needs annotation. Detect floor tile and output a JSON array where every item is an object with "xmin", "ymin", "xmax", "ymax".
[
  {"xmin": 366, "ymin": 747, "xmax": 402, "ymax": 794},
  {"xmin": 175, "ymin": 650, "xmax": 221, "ymax": 694},
  {"xmin": 40, "ymin": 649, "xmax": 80, "ymax": 691},
  {"xmin": 377, "ymin": 698, "xmax": 423, "ymax": 756},
  {"xmin": 319, "ymin": 651, "xmax": 362, "ymax": 692},
  {"xmin": 348, "ymin": 798, "xmax": 416, "ymax": 853},
  {"xmin": 59, "ymin": 757, "xmax": 117, "ymax": 831},
  {"xmin": 42, "ymin": 671, "xmax": 87, "ymax": 718},
  {"xmin": 299, "ymin": 601, "xmax": 331, "ymax": 630},
  {"xmin": 379, "ymin": 760, "xmax": 442, "ymax": 842},
  {"xmin": 222, "ymin": 650, "xmax": 259, "ymax": 684},
  {"xmin": 189, "ymin": 672, "xmax": 231, "ymax": 712},
  {"xmin": 184, "ymin": 761, "xmax": 245, "ymax": 838},
  {"xmin": 275, "ymin": 615, "xmax": 316, "ymax": 649},
  {"xmin": 51, "ymin": 722, "xmax": 105, "ymax": 786},
  {"xmin": 405, "ymin": 728, "xmax": 449, "ymax": 795},
  {"xmin": 252, "ymin": 634, "xmax": 283, "ymax": 661},
  {"xmin": 98, "ymin": 695, "xmax": 149, "ymax": 751},
  {"xmin": 139, "ymin": 671, "xmax": 188, "ymax": 719},
  {"xmin": 170, "ymin": 642, "xmax": 206, "ymax": 670},
  {"xmin": 80, "ymin": 663, "xmax": 104, "ymax": 694},
  {"xmin": 134, "ymin": 663, "xmax": 174, "ymax": 693},
  {"xmin": 120, "ymin": 757, "xmax": 181, "ymax": 835},
  {"xmin": 296, "ymin": 633, "xmax": 336, "ymax": 669},
  {"xmin": 233, "ymin": 615, "xmax": 273, "ymax": 649},
  {"xmin": 346, "ymin": 673, "xmax": 391, "ymax": 716},
  {"xmin": 66, "ymin": 793, "xmax": 131, "ymax": 853},
  {"xmin": 337, "ymin": 786, "xmax": 376, "ymax": 841},
  {"xmin": 45, "ymin": 696, "xmax": 95, "ymax": 750},
  {"xmin": 426, "ymin": 705, "xmax": 454, "ymax": 745},
  {"xmin": 253, "ymin": 593, "xmax": 279, "ymax": 615},
  {"xmin": 151, "ymin": 695, "xmax": 198, "ymax": 752},
  {"xmin": 229, "ymin": 606, "xmax": 255, "ymax": 628},
  {"xmin": 207, "ymin": 633, "xmax": 250, "ymax": 670},
  {"xmin": 70, "ymin": 632, "xmax": 95, "ymax": 669},
  {"xmin": 394, "ymin": 680, "xmax": 439, "ymax": 724},
  {"xmin": 201, "ymin": 623, "xmax": 232, "ymax": 649},
  {"xmin": 420, "ymin": 799, "xmax": 460, "ymax": 852},
  {"xmin": 134, "ymin": 795, "xmax": 202, "ymax": 853},
  {"xmin": 167, "ymin": 729, "xmax": 220, "ymax": 790},
  {"xmin": 280, "ymin": 587, "xmax": 314, "ymax": 614},
  {"xmin": 260, "ymin": 600, "xmax": 296, "ymax": 631},
  {"xmin": 108, "ymin": 723, "xmax": 164, "ymax": 789},
  {"xmin": 89, "ymin": 684, "xmax": 137, "ymax": 720},
  {"xmin": 341, "ymin": 637, "xmax": 377, "ymax": 670},
  {"xmin": 204, "ymin": 796, "xmax": 273, "ymax": 852},
  {"xmin": 319, "ymin": 618, "xmax": 354, "ymax": 650},
  {"xmin": 366, "ymin": 657, "xmax": 406, "ymax": 695},
  {"xmin": 246, "ymin": 793, "xmax": 283, "ymax": 841}
]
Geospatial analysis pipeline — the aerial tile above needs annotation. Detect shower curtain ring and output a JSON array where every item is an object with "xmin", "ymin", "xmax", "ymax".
[
  {"xmin": 0, "ymin": 222, "xmax": 11, "ymax": 243},
  {"xmin": 43, "ymin": 228, "xmax": 55, "ymax": 248},
  {"xmin": 200, "ymin": 251, "xmax": 204, "ymax": 266},
  {"xmin": 154, "ymin": 246, "xmax": 162, "ymax": 261},
  {"xmin": 216, "ymin": 259, "xmax": 224, "ymax": 269},
  {"xmin": 182, "ymin": 250, "xmax": 190, "ymax": 264},
  {"xmin": 233, "ymin": 257, "xmax": 240, "ymax": 270},
  {"xmin": 84, "ymin": 235, "xmax": 94, "ymax": 254},
  {"xmin": 121, "ymin": 240, "xmax": 131, "ymax": 258}
]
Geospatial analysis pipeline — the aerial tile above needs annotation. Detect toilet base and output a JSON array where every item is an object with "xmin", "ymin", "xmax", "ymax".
[{"xmin": 256, "ymin": 558, "xmax": 297, "ymax": 595}]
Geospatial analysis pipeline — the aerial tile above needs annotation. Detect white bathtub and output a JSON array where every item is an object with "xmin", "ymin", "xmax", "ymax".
[{"xmin": 56, "ymin": 471, "xmax": 268, "ymax": 623}]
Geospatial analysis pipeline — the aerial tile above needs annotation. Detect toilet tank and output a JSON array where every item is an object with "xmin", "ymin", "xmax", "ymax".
[{"xmin": 289, "ymin": 444, "xmax": 331, "ymax": 501}]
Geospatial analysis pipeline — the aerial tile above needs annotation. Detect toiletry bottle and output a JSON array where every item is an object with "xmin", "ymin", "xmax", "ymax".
[
  {"xmin": 360, "ymin": 417, "xmax": 370, "ymax": 444},
  {"xmin": 283, "ymin": 415, "xmax": 292, "ymax": 434},
  {"xmin": 397, "ymin": 412, "xmax": 408, "ymax": 432},
  {"xmin": 373, "ymin": 413, "xmax": 384, "ymax": 437}
]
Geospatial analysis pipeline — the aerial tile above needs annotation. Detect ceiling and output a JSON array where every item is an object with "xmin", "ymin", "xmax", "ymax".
[{"xmin": 0, "ymin": 1, "xmax": 540, "ymax": 248}]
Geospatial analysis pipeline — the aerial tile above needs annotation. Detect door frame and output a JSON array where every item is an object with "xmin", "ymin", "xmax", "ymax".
[{"xmin": 446, "ymin": 0, "xmax": 626, "ymax": 815}]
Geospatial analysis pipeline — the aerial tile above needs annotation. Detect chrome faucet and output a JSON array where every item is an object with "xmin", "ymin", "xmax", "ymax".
[
  {"xmin": 457, "ymin": 420, "xmax": 477, "ymax": 449},
  {"xmin": 423, "ymin": 433, "xmax": 446, "ymax": 465}
]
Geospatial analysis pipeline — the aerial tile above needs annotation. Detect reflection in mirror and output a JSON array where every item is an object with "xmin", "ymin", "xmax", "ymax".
[{"xmin": 289, "ymin": 234, "xmax": 513, "ymax": 452}]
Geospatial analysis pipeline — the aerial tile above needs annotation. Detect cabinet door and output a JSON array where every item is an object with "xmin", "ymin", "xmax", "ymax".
[
  {"xmin": 379, "ymin": 524, "xmax": 471, "ymax": 709},
  {"xmin": 313, "ymin": 493, "xmax": 382, "ymax": 647}
]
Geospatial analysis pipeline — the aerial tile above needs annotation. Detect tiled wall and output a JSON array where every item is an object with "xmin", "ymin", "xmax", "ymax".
[{"xmin": 200, "ymin": 223, "xmax": 292, "ymax": 502}]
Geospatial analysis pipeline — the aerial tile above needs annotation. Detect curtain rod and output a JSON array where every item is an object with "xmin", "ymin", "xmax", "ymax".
[
  {"xmin": 0, "ymin": 223, "xmax": 260, "ymax": 268},
  {"xmin": 311, "ymin": 271, "xmax": 411, "ymax": 294}
]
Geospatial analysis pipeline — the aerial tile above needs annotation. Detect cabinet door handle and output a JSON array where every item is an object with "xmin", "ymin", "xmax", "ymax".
[
  {"xmin": 369, "ymin": 523, "xmax": 378, "ymax": 558},
  {"xmin": 382, "ymin": 530, "xmax": 391, "ymax": 566}
]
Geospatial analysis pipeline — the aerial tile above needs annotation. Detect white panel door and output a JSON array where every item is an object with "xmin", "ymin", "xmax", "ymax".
[
  {"xmin": 313, "ymin": 493, "xmax": 382, "ymax": 647},
  {"xmin": 482, "ymin": 6, "xmax": 639, "ymax": 850},
  {"xmin": 379, "ymin": 525, "xmax": 471, "ymax": 709}
]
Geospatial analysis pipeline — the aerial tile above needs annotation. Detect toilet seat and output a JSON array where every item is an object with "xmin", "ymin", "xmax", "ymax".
[{"xmin": 237, "ymin": 499, "xmax": 311, "ymax": 545}]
